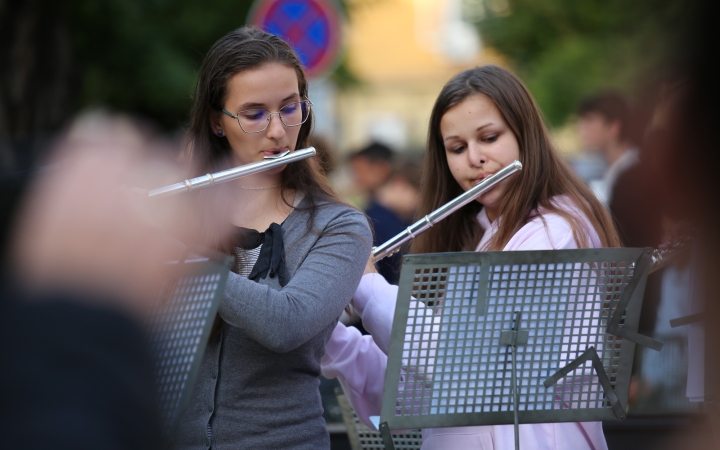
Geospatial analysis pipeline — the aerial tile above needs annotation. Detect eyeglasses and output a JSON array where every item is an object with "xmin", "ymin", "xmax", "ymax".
[{"xmin": 222, "ymin": 100, "xmax": 312, "ymax": 134}]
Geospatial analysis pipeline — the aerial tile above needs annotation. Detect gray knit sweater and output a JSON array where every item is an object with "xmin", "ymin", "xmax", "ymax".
[{"xmin": 174, "ymin": 196, "xmax": 372, "ymax": 450}]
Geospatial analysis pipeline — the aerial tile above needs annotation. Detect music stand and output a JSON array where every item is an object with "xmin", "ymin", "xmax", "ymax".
[
  {"xmin": 335, "ymin": 388, "xmax": 422, "ymax": 450},
  {"xmin": 145, "ymin": 247, "xmax": 233, "ymax": 436},
  {"xmin": 377, "ymin": 248, "xmax": 660, "ymax": 449}
]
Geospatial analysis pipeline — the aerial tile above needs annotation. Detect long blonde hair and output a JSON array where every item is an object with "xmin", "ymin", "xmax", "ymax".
[{"xmin": 412, "ymin": 65, "xmax": 620, "ymax": 254}]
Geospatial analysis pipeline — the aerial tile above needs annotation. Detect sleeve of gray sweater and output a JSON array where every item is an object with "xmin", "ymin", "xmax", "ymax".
[{"xmin": 218, "ymin": 205, "xmax": 372, "ymax": 353}]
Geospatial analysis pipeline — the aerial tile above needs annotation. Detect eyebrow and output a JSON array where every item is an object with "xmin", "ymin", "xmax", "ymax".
[
  {"xmin": 240, "ymin": 93, "xmax": 300, "ymax": 109},
  {"xmin": 443, "ymin": 123, "xmax": 494, "ymax": 142}
]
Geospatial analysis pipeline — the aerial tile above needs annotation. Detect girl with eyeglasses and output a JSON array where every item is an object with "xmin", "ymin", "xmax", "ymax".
[
  {"xmin": 174, "ymin": 27, "xmax": 372, "ymax": 449},
  {"xmin": 321, "ymin": 65, "xmax": 620, "ymax": 449}
]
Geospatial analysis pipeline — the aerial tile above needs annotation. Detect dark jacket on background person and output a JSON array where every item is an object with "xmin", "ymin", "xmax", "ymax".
[{"xmin": 365, "ymin": 200, "xmax": 407, "ymax": 285}]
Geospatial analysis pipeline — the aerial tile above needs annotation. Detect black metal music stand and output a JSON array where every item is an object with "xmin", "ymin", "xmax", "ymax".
[
  {"xmin": 376, "ymin": 248, "xmax": 660, "ymax": 450},
  {"xmin": 145, "ymin": 247, "xmax": 233, "ymax": 436}
]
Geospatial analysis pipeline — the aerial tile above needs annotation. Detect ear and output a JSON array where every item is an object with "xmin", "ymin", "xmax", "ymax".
[{"xmin": 210, "ymin": 110, "xmax": 224, "ymax": 135}]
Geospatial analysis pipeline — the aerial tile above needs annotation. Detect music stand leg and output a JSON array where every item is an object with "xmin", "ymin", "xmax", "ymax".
[
  {"xmin": 511, "ymin": 340, "xmax": 520, "ymax": 450},
  {"xmin": 380, "ymin": 421, "xmax": 396, "ymax": 450},
  {"xmin": 500, "ymin": 310, "xmax": 528, "ymax": 450}
]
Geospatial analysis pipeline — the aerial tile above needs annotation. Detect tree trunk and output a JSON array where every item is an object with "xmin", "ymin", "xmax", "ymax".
[{"xmin": 0, "ymin": 0, "xmax": 74, "ymax": 173}]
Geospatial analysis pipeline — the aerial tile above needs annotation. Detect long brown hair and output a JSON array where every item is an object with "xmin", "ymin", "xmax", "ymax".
[
  {"xmin": 186, "ymin": 27, "xmax": 365, "ymax": 337},
  {"xmin": 412, "ymin": 65, "xmax": 620, "ymax": 254},
  {"xmin": 185, "ymin": 26, "xmax": 346, "ymax": 249}
]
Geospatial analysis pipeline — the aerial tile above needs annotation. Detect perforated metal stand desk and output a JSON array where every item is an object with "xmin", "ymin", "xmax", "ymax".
[
  {"xmin": 376, "ymin": 248, "xmax": 660, "ymax": 450},
  {"xmin": 145, "ymin": 249, "xmax": 233, "ymax": 437}
]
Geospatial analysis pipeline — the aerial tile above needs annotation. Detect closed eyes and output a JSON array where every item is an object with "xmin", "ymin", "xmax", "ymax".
[{"xmin": 447, "ymin": 134, "xmax": 500, "ymax": 154}]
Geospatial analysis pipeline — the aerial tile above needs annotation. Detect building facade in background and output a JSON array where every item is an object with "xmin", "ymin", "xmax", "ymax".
[{"xmin": 332, "ymin": 0, "xmax": 504, "ymax": 154}]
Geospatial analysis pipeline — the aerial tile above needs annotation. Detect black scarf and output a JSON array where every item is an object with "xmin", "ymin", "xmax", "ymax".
[{"xmin": 233, "ymin": 222, "xmax": 288, "ymax": 287}]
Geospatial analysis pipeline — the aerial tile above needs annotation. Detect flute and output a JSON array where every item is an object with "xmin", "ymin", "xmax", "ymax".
[
  {"xmin": 148, "ymin": 147, "xmax": 316, "ymax": 198},
  {"xmin": 372, "ymin": 160, "xmax": 523, "ymax": 262}
]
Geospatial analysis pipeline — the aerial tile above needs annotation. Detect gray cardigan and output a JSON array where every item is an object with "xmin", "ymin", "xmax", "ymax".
[{"xmin": 174, "ymin": 196, "xmax": 372, "ymax": 450}]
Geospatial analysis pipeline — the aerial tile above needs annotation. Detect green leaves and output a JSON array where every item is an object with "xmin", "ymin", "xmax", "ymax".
[
  {"xmin": 476, "ymin": 0, "xmax": 687, "ymax": 126},
  {"xmin": 68, "ymin": 0, "xmax": 255, "ymax": 129}
]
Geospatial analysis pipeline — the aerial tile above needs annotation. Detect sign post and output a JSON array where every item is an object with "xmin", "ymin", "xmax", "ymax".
[{"xmin": 248, "ymin": 0, "xmax": 344, "ymax": 79}]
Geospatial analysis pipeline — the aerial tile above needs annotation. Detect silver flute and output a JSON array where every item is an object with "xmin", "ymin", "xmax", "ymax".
[
  {"xmin": 148, "ymin": 147, "xmax": 316, "ymax": 198},
  {"xmin": 372, "ymin": 160, "xmax": 523, "ymax": 262}
]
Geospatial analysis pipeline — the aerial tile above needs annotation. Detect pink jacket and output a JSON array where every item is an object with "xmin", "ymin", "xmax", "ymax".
[{"xmin": 322, "ymin": 197, "xmax": 609, "ymax": 450}]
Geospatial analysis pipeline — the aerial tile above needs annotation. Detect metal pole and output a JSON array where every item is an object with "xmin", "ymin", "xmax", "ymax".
[{"xmin": 511, "ymin": 310, "xmax": 522, "ymax": 450}]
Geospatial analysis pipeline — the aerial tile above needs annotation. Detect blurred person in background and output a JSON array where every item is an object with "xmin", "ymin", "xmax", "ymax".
[
  {"xmin": 374, "ymin": 156, "xmax": 422, "ymax": 226},
  {"xmin": 576, "ymin": 92, "xmax": 638, "ymax": 206},
  {"xmin": 348, "ymin": 142, "xmax": 407, "ymax": 284},
  {"xmin": 348, "ymin": 142, "xmax": 394, "ymax": 197},
  {"xmin": 575, "ymin": 91, "xmax": 663, "ymax": 250},
  {"xmin": 577, "ymin": 91, "xmax": 665, "ymax": 368}
]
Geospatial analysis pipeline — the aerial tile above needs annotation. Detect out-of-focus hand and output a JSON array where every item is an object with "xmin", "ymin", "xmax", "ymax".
[{"xmin": 10, "ymin": 112, "xmax": 207, "ymax": 317}]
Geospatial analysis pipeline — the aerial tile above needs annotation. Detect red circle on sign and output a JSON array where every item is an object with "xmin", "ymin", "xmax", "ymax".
[{"xmin": 248, "ymin": 0, "xmax": 343, "ymax": 79}]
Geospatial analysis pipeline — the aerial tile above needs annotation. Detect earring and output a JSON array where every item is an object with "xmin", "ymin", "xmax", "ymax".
[{"xmin": 217, "ymin": 130, "xmax": 224, "ymax": 137}]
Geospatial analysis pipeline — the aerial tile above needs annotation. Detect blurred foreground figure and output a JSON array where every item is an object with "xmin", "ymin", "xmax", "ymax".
[
  {"xmin": 653, "ymin": 0, "xmax": 720, "ymax": 446},
  {"xmin": 0, "ymin": 112, "xmax": 199, "ymax": 449}
]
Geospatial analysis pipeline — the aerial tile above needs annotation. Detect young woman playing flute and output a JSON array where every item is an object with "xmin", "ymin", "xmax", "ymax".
[
  {"xmin": 174, "ymin": 27, "xmax": 372, "ymax": 450},
  {"xmin": 321, "ymin": 65, "xmax": 620, "ymax": 450}
]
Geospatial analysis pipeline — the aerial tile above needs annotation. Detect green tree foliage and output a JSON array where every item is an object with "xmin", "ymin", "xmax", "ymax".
[
  {"xmin": 62, "ymin": 0, "xmax": 355, "ymax": 130},
  {"xmin": 1, "ymin": 0, "xmax": 355, "ymax": 170},
  {"xmin": 475, "ymin": 0, "xmax": 687, "ymax": 126},
  {"xmin": 69, "ymin": 0, "xmax": 256, "ymax": 130}
]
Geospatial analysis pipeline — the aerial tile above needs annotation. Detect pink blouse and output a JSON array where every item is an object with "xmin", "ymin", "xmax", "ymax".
[{"xmin": 322, "ymin": 197, "xmax": 608, "ymax": 450}]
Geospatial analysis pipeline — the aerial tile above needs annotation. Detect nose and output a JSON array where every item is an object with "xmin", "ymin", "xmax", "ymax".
[
  {"xmin": 265, "ymin": 113, "xmax": 286, "ymax": 140},
  {"xmin": 467, "ymin": 142, "xmax": 487, "ymax": 168}
]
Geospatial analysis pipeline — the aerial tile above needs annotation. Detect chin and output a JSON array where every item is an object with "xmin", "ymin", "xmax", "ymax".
[
  {"xmin": 265, "ymin": 165, "xmax": 287, "ymax": 176},
  {"xmin": 479, "ymin": 194, "xmax": 501, "ymax": 209}
]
